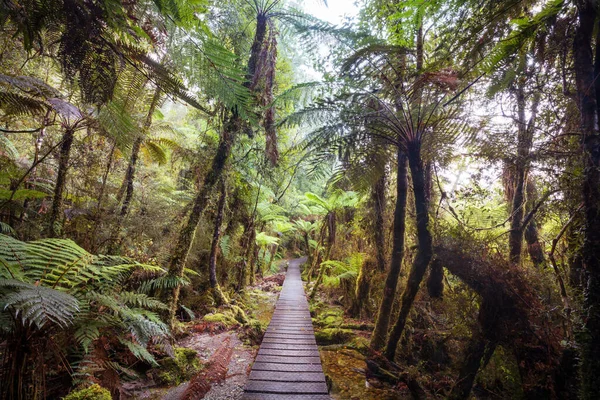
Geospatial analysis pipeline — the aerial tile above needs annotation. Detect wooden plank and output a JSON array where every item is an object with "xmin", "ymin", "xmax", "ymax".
[
  {"xmin": 244, "ymin": 380, "xmax": 328, "ymax": 394},
  {"xmin": 258, "ymin": 348, "xmax": 320, "ymax": 357},
  {"xmin": 242, "ymin": 394, "xmax": 331, "ymax": 400},
  {"xmin": 250, "ymin": 362, "xmax": 323, "ymax": 372},
  {"xmin": 254, "ymin": 355, "xmax": 322, "ymax": 364},
  {"xmin": 249, "ymin": 370, "xmax": 326, "ymax": 382},
  {"xmin": 260, "ymin": 342, "xmax": 316, "ymax": 350}
]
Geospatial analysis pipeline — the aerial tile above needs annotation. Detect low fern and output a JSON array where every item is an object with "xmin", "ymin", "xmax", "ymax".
[{"xmin": 0, "ymin": 234, "xmax": 171, "ymax": 398}]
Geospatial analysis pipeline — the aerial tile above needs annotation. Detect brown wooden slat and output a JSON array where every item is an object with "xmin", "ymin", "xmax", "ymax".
[
  {"xmin": 242, "ymin": 393, "xmax": 331, "ymax": 400},
  {"xmin": 250, "ymin": 362, "xmax": 323, "ymax": 372},
  {"xmin": 249, "ymin": 370, "xmax": 326, "ymax": 382},
  {"xmin": 245, "ymin": 380, "xmax": 328, "ymax": 394}
]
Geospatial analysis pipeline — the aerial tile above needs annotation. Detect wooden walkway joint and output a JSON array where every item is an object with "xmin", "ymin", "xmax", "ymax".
[{"xmin": 242, "ymin": 258, "xmax": 330, "ymax": 400}]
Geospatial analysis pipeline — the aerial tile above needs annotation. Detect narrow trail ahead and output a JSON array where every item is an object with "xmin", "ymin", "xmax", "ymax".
[{"xmin": 242, "ymin": 258, "xmax": 330, "ymax": 400}]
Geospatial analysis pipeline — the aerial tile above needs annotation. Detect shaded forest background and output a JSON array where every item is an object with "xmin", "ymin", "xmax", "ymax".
[{"xmin": 1, "ymin": 0, "xmax": 600, "ymax": 399}]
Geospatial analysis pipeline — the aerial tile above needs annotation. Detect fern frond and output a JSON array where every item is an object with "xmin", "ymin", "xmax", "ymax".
[{"xmin": 0, "ymin": 280, "xmax": 79, "ymax": 329}]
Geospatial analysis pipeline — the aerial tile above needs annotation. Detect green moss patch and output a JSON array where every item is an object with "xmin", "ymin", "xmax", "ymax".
[
  {"xmin": 315, "ymin": 328, "xmax": 354, "ymax": 345},
  {"xmin": 153, "ymin": 347, "xmax": 203, "ymax": 386},
  {"xmin": 63, "ymin": 384, "xmax": 111, "ymax": 400}
]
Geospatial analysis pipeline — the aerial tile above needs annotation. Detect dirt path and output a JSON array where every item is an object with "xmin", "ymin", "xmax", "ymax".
[{"xmin": 124, "ymin": 274, "xmax": 282, "ymax": 400}]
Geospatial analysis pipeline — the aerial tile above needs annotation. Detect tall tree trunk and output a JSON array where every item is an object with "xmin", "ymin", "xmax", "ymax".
[
  {"xmin": 373, "ymin": 171, "xmax": 387, "ymax": 271},
  {"xmin": 508, "ymin": 84, "xmax": 540, "ymax": 265},
  {"xmin": 574, "ymin": 2, "xmax": 600, "ymax": 397},
  {"xmin": 167, "ymin": 123, "xmax": 235, "ymax": 326},
  {"xmin": 236, "ymin": 218, "xmax": 254, "ymax": 291},
  {"xmin": 120, "ymin": 86, "xmax": 161, "ymax": 217},
  {"xmin": 48, "ymin": 128, "xmax": 75, "ymax": 237},
  {"xmin": 208, "ymin": 181, "xmax": 228, "ymax": 305},
  {"xmin": 370, "ymin": 150, "xmax": 408, "ymax": 350},
  {"xmin": 384, "ymin": 141, "xmax": 433, "ymax": 360}
]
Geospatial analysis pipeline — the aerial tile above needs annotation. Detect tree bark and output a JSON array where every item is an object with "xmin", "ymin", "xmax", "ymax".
[
  {"xmin": 48, "ymin": 128, "xmax": 75, "ymax": 237},
  {"xmin": 384, "ymin": 141, "xmax": 433, "ymax": 360},
  {"xmin": 209, "ymin": 181, "xmax": 226, "ymax": 288},
  {"xmin": 508, "ymin": 84, "xmax": 540, "ymax": 265},
  {"xmin": 574, "ymin": 1, "xmax": 600, "ymax": 397},
  {"xmin": 208, "ymin": 181, "xmax": 228, "ymax": 305},
  {"xmin": 167, "ymin": 123, "xmax": 235, "ymax": 326},
  {"xmin": 120, "ymin": 86, "xmax": 161, "ymax": 217},
  {"xmin": 370, "ymin": 150, "xmax": 408, "ymax": 350},
  {"xmin": 523, "ymin": 180, "xmax": 546, "ymax": 267},
  {"xmin": 373, "ymin": 171, "xmax": 387, "ymax": 271},
  {"xmin": 349, "ymin": 258, "xmax": 376, "ymax": 318}
]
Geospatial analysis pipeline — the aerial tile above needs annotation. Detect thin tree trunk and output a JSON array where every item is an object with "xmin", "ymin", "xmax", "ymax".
[
  {"xmin": 303, "ymin": 232, "xmax": 312, "ymax": 267},
  {"xmin": 48, "ymin": 128, "xmax": 75, "ymax": 237},
  {"xmin": 121, "ymin": 86, "xmax": 161, "ymax": 217},
  {"xmin": 508, "ymin": 84, "xmax": 540, "ymax": 265},
  {"xmin": 167, "ymin": 125, "xmax": 234, "ymax": 326},
  {"xmin": 370, "ymin": 150, "xmax": 408, "ymax": 350},
  {"xmin": 373, "ymin": 171, "xmax": 387, "ymax": 271},
  {"xmin": 349, "ymin": 258, "xmax": 376, "ymax": 318},
  {"xmin": 208, "ymin": 181, "xmax": 228, "ymax": 305},
  {"xmin": 523, "ymin": 180, "xmax": 546, "ymax": 267},
  {"xmin": 384, "ymin": 141, "xmax": 433, "ymax": 360},
  {"xmin": 574, "ymin": 2, "xmax": 600, "ymax": 397}
]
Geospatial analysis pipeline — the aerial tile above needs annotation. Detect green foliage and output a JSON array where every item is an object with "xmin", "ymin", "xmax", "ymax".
[
  {"xmin": 153, "ymin": 347, "xmax": 203, "ymax": 386},
  {"xmin": 62, "ymin": 384, "xmax": 111, "ymax": 400},
  {"xmin": 0, "ymin": 234, "xmax": 170, "ymax": 391}
]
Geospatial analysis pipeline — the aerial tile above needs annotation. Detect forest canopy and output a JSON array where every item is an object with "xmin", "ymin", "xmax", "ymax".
[{"xmin": 1, "ymin": 0, "xmax": 600, "ymax": 399}]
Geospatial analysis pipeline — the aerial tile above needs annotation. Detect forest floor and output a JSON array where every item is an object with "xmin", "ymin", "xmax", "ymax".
[
  {"xmin": 309, "ymin": 299, "xmax": 408, "ymax": 400},
  {"xmin": 122, "ymin": 274, "xmax": 282, "ymax": 400},
  {"xmin": 122, "ymin": 262, "xmax": 405, "ymax": 400}
]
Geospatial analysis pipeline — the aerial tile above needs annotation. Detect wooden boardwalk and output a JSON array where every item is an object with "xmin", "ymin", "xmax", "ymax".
[{"xmin": 242, "ymin": 258, "xmax": 330, "ymax": 400}]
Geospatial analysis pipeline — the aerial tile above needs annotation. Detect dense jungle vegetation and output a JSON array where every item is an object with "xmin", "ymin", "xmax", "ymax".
[{"xmin": 2, "ymin": 0, "xmax": 600, "ymax": 398}]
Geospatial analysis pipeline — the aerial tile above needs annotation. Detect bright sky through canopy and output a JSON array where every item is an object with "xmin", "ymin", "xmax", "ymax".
[{"xmin": 303, "ymin": 0, "xmax": 359, "ymax": 24}]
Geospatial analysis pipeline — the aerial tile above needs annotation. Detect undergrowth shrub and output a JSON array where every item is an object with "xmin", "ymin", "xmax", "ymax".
[{"xmin": 0, "ymin": 234, "xmax": 178, "ymax": 398}]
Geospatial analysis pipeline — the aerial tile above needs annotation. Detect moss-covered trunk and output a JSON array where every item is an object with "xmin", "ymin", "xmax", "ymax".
[
  {"xmin": 167, "ymin": 124, "xmax": 234, "ymax": 326},
  {"xmin": 48, "ymin": 128, "xmax": 75, "ymax": 237},
  {"xmin": 370, "ymin": 150, "xmax": 407, "ymax": 350},
  {"xmin": 120, "ymin": 86, "xmax": 161, "ymax": 217}
]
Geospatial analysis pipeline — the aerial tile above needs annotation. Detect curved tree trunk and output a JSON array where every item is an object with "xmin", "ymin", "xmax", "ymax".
[
  {"xmin": 384, "ymin": 141, "xmax": 433, "ymax": 360},
  {"xmin": 370, "ymin": 150, "xmax": 408, "ymax": 350},
  {"xmin": 208, "ymin": 181, "xmax": 228, "ymax": 305},
  {"xmin": 48, "ymin": 128, "xmax": 75, "ymax": 237}
]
